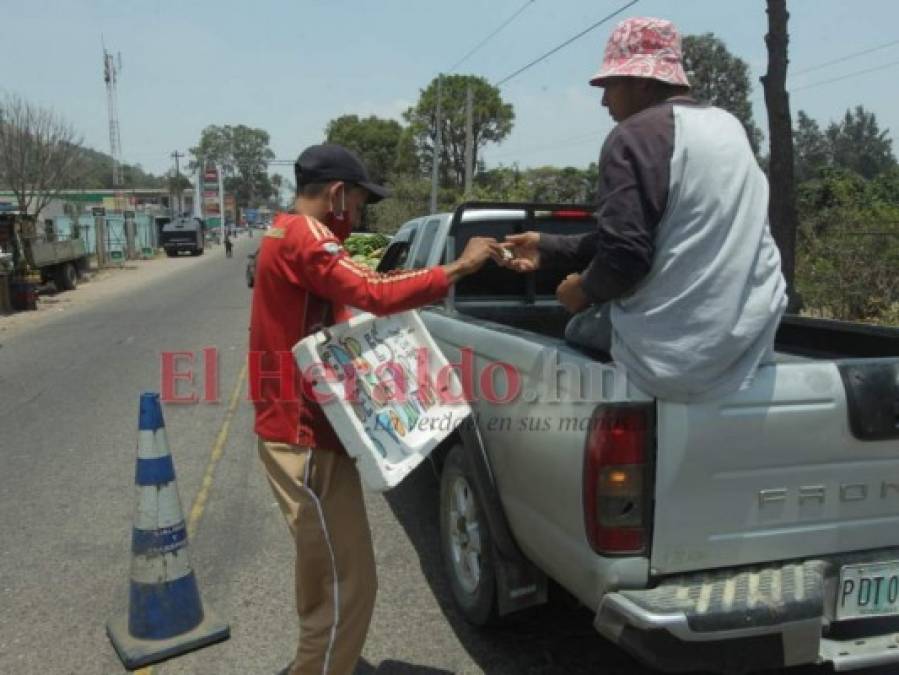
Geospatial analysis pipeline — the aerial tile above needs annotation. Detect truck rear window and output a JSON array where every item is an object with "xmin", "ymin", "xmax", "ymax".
[
  {"xmin": 452, "ymin": 215, "xmax": 596, "ymax": 300},
  {"xmin": 453, "ymin": 219, "xmax": 524, "ymax": 298}
]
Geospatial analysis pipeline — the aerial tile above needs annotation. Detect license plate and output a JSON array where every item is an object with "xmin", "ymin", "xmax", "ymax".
[{"xmin": 837, "ymin": 560, "xmax": 899, "ymax": 621}]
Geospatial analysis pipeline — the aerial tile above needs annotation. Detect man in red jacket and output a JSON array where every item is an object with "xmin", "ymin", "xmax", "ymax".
[{"xmin": 249, "ymin": 143, "xmax": 495, "ymax": 675}]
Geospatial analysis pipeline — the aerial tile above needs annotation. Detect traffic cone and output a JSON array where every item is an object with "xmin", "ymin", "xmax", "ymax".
[{"xmin": 107, "ymin": 392, "xmax": 229, "ymax": 669}]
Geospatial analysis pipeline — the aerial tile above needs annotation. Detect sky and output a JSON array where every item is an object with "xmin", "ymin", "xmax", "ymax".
[{"xmin": 3, "ymin": 0, "xmax": 899, "ymax": 181}]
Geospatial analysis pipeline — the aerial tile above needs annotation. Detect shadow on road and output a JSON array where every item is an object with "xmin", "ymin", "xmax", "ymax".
[
  {"xmin": 356, "ymin": 658, "xmax": 454, "ymax": 674},
  {"xmin": 382, "ymin": 461, "xmax": 654, "ymax": 675}
]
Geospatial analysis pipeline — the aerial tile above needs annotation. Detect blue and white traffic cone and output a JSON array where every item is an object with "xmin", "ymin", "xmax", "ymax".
[{"xmin": 107, "ymin": 392, "xmax": 229, "ymax": 669}]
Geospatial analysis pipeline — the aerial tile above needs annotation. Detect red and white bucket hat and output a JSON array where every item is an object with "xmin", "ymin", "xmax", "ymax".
[{"xmin": 589, "ymin": 17, "xmax": 690, "ymax": 88}]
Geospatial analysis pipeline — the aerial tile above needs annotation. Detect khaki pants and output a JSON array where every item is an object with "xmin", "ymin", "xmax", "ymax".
[{"xmin": 258, "ymin": 440, "xmax": 377, "ymax": 675}]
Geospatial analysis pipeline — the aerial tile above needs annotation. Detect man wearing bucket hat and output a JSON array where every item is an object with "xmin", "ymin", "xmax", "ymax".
[
  {"xmin": 501, "ymin": 17, "xmax": 786, "ymax": 402},
  {"xmin": 249, "ymin": 143, "xmax": 497, "ymax": 675}
]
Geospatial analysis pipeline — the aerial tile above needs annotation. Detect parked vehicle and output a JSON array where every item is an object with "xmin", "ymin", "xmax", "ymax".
[
  {"xmin": 378, "ymin": 202, "xmax": 899, "ymax": 673},
  {"xmin": 160, "ymin": 217, "xmax": 205, "ymax": 257},
  {"xmin": 0, "ymin": 211, "xmax": 88, "ymax": 291}
]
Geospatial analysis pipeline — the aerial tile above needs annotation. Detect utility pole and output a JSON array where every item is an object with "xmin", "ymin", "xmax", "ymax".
[
  {"xmin": 429, "ymin": 75, "xmax": 444, "ymax": 214},
  {"xmin": 464, "ymin": 83, "xmax": 474, "ymax": 198},
  {"xmin": 171, "ymin": 150, "xmax": 184, "ymax": 216}
]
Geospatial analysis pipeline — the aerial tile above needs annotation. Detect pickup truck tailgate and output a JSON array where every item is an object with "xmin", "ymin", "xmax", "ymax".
[{"xmin": 651, "ymin": 359, "xmax": 899, "ymax": 575}]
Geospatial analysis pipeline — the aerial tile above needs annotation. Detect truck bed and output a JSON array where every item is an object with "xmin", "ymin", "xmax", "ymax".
[{"xmin": 452, "ymin": 301, "xmax": 888, "ymax": 364}]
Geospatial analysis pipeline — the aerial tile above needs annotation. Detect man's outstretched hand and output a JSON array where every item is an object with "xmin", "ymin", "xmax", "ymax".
[
  {"xmin": 556, "ymin": 273, "xmax": 591, "ymax": 313},
  {"xmin": 497, "ymin": 232, "xmax": 541, "ymax": 272},
  {"xmin": 443, "ymin": 236, "xmax": 502, "ymax": 282}
]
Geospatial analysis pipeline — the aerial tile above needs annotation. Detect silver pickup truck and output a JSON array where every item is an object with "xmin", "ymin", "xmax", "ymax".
[{"xmin": 376, "ymin": 202, "xmax": 899, "ymax": 673}]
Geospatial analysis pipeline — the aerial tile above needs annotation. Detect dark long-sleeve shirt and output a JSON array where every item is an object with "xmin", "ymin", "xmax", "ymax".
[{"xmin": 538, "ymin": 98, "xmax": 682, "ymax": 303}]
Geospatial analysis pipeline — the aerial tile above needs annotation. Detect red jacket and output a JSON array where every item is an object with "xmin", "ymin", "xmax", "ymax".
[{"xmin": 249, "ymin": 213, "xmax": 449, "ymax": 450}]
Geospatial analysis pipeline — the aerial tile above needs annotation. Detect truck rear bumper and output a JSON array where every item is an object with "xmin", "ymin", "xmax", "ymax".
[{"xmin": 595, "ymin": 549, "xmax": 899, "ymax": 673}]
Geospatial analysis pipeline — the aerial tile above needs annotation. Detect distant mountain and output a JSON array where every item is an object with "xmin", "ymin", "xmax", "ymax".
[{"xmin": 76, "ymin": 145, "xmax": 166, "ymax": 189}]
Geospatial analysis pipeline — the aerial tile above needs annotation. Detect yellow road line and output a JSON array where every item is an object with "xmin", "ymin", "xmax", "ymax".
[
  {"xmin": 131, "ymin": 363, "xmax": 247, "ymax": 675},
  {"xmin": 187, "ymin": 361, "xmax": 248, "ymax": 539}
]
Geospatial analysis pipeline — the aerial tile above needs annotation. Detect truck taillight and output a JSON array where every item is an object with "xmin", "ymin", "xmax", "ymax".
[{"xmin": 583, "ymin": 404, "xmax": 653, "ymax": 556}]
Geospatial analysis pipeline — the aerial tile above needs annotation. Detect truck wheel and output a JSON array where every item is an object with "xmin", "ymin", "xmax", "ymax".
[
  {"xmin": 440, "ymin": 444, "xmax": 498, "ymax": 626},
  {"xmin": 55, "ymin": 263, "xmax": 77, "ymax": 291},
  {"xmin": 165, "ymin": 249, "xmax": 176, "ymax": 257}
]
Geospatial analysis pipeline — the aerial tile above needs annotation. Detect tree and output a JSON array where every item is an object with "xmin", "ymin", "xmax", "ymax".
[
  {"xmin": 682, "ymin": 34, "xmax": 764, "ymax": 155},
  {"xmin": 190, "ymin": 124, "xmax": 275, "ymax": 207},
  {"xmin": 0, "ymin": 94, "xmax": 84, "ymax": 221},
  {"xmin": 793, "ymin": 111, "xmax": 830, "ymax": 182},
  {"xmin": 761, "ymin": 0, "xmax": 799, "ymax": 311},
  {"xmin": 270, "ymin": 173, "xmax": 285, "ymax": 208},
  {"xmin": 325, "ymin": 115, "xmax": 404, "ymax": 184},
  {"xmin": 826, "ymin": 106, "xmax": 896, "ymax": 180},
  {"xmin": 367, "ymin": 176, "xmax": 433, "ymax": 234},
  {"xmin": 404, "ymin": 74, "xmax": 514, "ymax": 189},
  {"xmin": 393, "ymin": 127, "xmax": 423, "ymax": 178},
  {"xmin": 794, "ymin": 107, "xmax": 896, "ymax": 183}
]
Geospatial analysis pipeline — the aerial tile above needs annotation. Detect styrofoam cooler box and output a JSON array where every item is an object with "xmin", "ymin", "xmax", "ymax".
[{"xmin": 293, "ymin": 310, "xmax": 472, "ymax": 491}]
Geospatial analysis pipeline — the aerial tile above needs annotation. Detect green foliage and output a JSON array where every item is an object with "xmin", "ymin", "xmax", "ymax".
[
  {"xmin": 404, "ymin": 74, "xmax": 514, "ymax": 189},
  {"xmin": 795, "ymin": 107, "xmax": 897, "ymax": 182},
  {"xmin": 682, "ymin": 34, "xmax": 763, "ymax": 155},
  {"xmin": 474, "ymin": 164, "xmax": 597, "ymax": 204},
  {"xmin": 795, "ymin": 169, "xmax": 899, "ymax": 324},
  {"xmin": 366, "ymin": 176, "xmax": 435, "ymax": 234},
  {"xmin": 190, "ymin": 124, "xmax": 275, "ymax": 207},
  {"xmin": 793, "ymin": 111, "xmax": 830, "ymax": 183},
  {"xmin": 325, "ymin": 115, "xmax": 404, "ymax": 185},
  {"xmin": 826, "ymin": 106, "xmax": 896, "ymax": 180}
]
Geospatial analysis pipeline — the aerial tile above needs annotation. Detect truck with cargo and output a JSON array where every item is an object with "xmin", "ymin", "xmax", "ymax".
[
  {"xmin": 0, "ymin": 210, "xmax": 88, "ymax": 291},
  {"xmin": 376, "ymin": 202, "xmax": 899, "ymax": 673}
]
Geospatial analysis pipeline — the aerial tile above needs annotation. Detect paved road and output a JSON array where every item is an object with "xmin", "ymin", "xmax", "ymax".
[{"xmin": 0, "ymin": 236, "xmax": 883, "ymax": 675}]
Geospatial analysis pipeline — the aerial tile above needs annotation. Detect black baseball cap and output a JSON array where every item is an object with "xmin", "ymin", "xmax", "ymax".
[{"xmin": 294, "ymin": 143, "xmax": 390, "ymax": 204}]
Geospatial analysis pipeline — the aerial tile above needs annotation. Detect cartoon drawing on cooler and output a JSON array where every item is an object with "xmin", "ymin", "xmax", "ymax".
[{"xmin": 375, "ymin": 411, "xmax": 402, "ymax": 445}]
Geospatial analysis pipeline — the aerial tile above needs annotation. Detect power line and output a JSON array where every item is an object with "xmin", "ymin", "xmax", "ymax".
[
  {"xmin": 791, "ymin": 38, "xmax": 899, "ymax": 78},
  {"xmin": 792, "ymin": 57, "xmax": 899, "ymax": 92},
  {"xmin": 448, "ymin": 0, "xmax": 536, "ymax": 73},
  {"xmin": 494, "ymin": 0, "xmax": 639, "ymax": 86}
]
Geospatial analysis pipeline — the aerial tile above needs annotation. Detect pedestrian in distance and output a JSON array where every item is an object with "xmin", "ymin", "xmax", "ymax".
[
  {"xmin": 248, "ymin": 143, "xmax": 499, "ymax": 675},
  {"xmin": 499, "ymin": 16, "xmax": 786, "ymax": 403},
  {"xmin": 224, "ymin": 231, "xmax": 233, "ymax": 258}
]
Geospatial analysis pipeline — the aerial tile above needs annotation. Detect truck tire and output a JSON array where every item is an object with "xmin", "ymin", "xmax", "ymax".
[
  {"xmin": 165, "ymin": 249, "xmax": 177, "ymax": 258},
  {"xmin": 440, "ymin": 444, "xmax": 498, "ymax": 626},
  {"xmin": 55, "ymin": 262, "xmax": 77, "ymax": 291}
]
